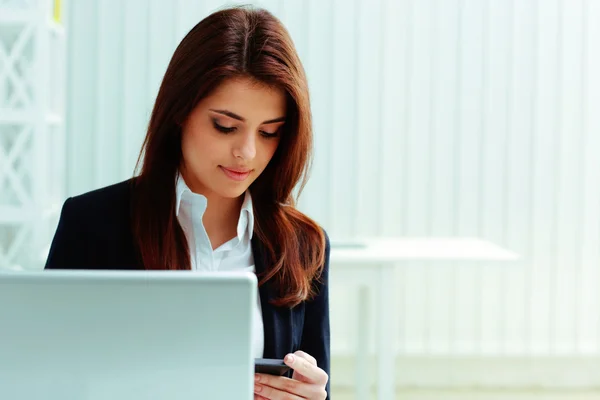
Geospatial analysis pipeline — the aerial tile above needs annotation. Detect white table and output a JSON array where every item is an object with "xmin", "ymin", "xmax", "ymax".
[{"xmin": 329, "ymin": 237, "xmax": 520, "ymax": 400}]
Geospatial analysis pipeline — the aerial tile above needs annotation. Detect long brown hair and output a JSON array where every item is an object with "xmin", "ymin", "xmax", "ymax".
[{"xmin": 132, "ymin": 6, "xmax": 326, "ymax": 307}]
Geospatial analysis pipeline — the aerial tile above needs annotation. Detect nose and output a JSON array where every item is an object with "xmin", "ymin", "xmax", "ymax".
[{"xmin": 232, "ymin": 129, "xmax": 256, "ymax": 161}]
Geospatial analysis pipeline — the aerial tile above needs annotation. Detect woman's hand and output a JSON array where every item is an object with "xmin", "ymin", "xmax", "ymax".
[{"xmin": 254, "ymin": 351, "xmax": 328, "ymax": 399}]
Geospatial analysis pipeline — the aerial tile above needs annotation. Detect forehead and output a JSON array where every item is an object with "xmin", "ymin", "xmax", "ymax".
[{"xmin": 201, "ymin": 77, "xmax": 287, "ymax": 120}]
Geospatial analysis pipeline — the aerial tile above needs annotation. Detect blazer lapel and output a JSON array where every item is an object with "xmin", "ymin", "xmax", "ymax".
[{"xmin": 252, "ymin": 237, "xmax": 292, "ymax": 359}]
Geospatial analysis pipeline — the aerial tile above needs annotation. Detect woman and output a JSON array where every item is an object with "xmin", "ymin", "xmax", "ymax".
[{"xmin": 45, "ymin": 6, "xmax": 330, "ymax": 400}]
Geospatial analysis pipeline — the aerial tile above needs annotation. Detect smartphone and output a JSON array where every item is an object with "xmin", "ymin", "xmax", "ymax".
[{"xmin": 254, "ymin": 358, "xmax": 291, "ymax": 376}]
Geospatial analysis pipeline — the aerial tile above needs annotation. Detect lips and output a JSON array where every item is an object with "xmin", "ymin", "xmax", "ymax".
[
  {"xmin": 222, "ymin": 167, "xmax": 251, "ymax": 174},
  {"xmin": 220, "ymin": 166, "xmax": 252, "ymax": 181}
]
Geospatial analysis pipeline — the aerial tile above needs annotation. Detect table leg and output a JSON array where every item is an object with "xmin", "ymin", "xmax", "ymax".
[
  {"xmin": 356, "ymin": 285, "xmax": 370, "ymax": 399},
  {"xmin": 377, "ymin": 264, "xmax": 396, "ymax": 400}
]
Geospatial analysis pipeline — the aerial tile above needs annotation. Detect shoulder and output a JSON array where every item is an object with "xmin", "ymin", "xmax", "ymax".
[
  {"xmin": 67, "ymin": 178, "xmax": 136, "ymax": 212},
  {"xmin": 323, "ymin": 229, "xmax": 330, "ymax": 258},
  {"xmin": 61, "ymin": 178, "xmax": 137, "ymax": 234},
  {"xmin": 318, "ymin": 227, "xmax": 331, "ymax": 267},
  {"xmin": 65, "ymin": 178, "xmax": 136, "ymax": 216},
  {"xmin": 307, "ymin": 227, "xmax": 330, "ymax": 296},
  {"xmin": 319, "ymin": 228, "xmax": 330, "ymax": 275}
]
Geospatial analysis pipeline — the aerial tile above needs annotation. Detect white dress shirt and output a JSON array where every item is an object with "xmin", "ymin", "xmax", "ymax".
[{"xmin": 175, "ymin": 174, "xmax": 264, "ymax": 359}]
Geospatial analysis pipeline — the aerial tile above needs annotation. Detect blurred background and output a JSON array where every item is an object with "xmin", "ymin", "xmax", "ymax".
[{"xmin": 1, "ymin": 0, "xmax": 600, "ymax": 398}]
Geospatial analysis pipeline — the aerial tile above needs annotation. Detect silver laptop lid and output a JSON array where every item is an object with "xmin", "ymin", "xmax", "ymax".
[{"xmin": 0, "ymin": 270, "xmax": 257, "ymax": 400}]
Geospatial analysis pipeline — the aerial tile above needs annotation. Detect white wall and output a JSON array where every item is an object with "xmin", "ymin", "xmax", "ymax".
[{"xmin": 64, "ymin": 0, "xmax": 600, "ymax": 359}]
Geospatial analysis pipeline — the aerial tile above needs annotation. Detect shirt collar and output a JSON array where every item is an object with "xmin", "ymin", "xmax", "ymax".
[
  {"xmin": 175, "ymin": 174, "xmax": 191, "ymax": 217},
  {"xmin": 175, "ymin": 174, "xmax": 254, "ymax": 241}
]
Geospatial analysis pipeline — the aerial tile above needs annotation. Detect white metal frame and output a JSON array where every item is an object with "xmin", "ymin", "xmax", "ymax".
[{"xmin": 0, "ymin": 0, "xmax": 66, "ymax": 270}]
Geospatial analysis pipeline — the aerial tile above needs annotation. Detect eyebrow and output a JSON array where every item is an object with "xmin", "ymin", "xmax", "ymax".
[{"xmin": 209, "ymin": 109, "xmax": 286, "ymax": 124}]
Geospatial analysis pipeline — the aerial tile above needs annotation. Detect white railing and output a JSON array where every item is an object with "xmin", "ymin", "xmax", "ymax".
[{"xmin": 0, "ymin": 0, "xmax": 66, "ymax": 270}]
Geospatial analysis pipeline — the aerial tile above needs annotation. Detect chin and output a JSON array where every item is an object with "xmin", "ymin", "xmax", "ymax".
[{"xmin": 216, "ymin": 186, "xmax": 248, "ymax": 199}]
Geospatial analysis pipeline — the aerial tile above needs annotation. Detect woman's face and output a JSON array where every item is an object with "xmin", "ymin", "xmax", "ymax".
[{"xmin": 180, "ymin": 77, "xmax": 286, "ymax": 199}]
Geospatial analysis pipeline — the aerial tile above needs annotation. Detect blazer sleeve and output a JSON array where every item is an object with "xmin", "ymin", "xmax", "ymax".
[
  {"xmin": 300, "ymin": 231, "xmax": 331, "ymax": 398},
  {"xmin": 45, "ymin": 198, "xmax": 84, "ymax": 269}
]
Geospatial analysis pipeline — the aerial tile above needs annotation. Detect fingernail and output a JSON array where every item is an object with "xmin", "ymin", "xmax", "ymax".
[
  {"xmin": 285, "ymin": 354, "xmax": 294, "ymax": 363},
  {"xmin": 254, "ymin": 374, "xmax": 260, "ymax": 382},
  {"xmin": 254, "ymin": 384, "xmax": 262, "ymax": 393}
]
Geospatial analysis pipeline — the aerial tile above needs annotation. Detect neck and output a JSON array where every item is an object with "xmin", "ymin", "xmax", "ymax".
[
  {"xmin": 180, "ymin": 170, "xmax": 244, "ymax": 250},
  {"xmin": 203, "ymin": 192, "xmax": 244, "ymax": 249}
]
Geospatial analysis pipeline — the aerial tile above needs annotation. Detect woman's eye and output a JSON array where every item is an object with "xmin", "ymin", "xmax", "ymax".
[
  {"xmin": 212, "ymin": 120, "xmax": 236, "ymax": 134},
  {"xmin": 260, "ymin": 129, "xmax": 280, "ymax": 138}
]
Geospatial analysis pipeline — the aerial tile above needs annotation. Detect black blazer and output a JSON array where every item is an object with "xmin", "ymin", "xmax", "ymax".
[{"xmin": 45, "ymin": 179, "xmax": 331, "ymax": 397}]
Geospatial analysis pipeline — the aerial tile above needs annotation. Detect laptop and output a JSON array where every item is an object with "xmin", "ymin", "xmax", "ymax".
[{"xmin": 0, "ymin": 270, "xmax": 257, "ymax": 400}]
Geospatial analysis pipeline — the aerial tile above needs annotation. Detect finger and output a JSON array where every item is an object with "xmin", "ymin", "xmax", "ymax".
[
  {"xmin": 255, "ymin": 373, "xmax": 319, "ymax": 399},
  {"xmin": 254, "ymin": 395, "xmax": 269, "ymax": 400},
  {"xmin": 284, "ymin": 354, "xmax": 329, "ymax": 385},
  {"xmin": 254, "ymin": 381, "xmax": 305, "ymax": 400},
  {"xmin": 293, "ymin": 350, "xmax": 317, "ymax": 366}
]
